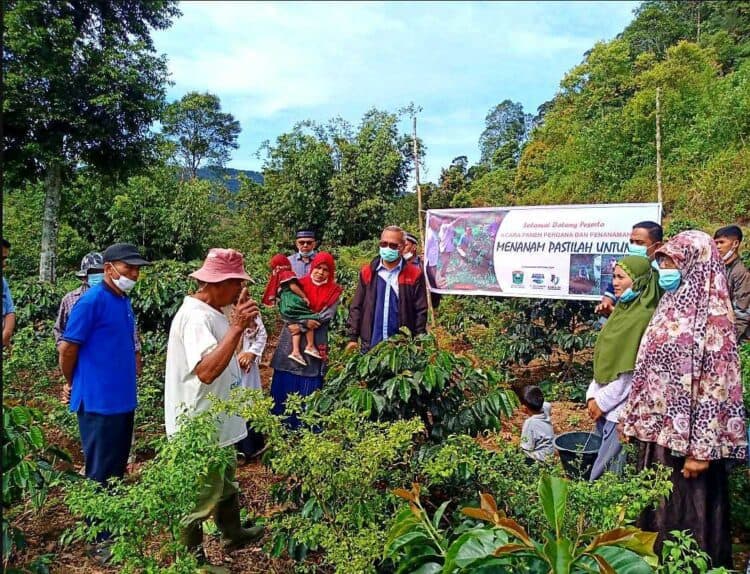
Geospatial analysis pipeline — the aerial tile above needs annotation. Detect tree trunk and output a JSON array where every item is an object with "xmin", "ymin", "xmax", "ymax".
[{"xmin": 39, "ymin": 162, "xmax": 62, "ymax": 283}]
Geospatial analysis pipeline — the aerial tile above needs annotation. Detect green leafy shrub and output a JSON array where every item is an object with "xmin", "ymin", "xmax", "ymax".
[
  {"xmin": 314, "ymin": 331, "xmax": 517, "ymax": 442},
  {"xmin": 658, "ymin": 530, "xmax": 731, "ymax": 574},
  {"xmin": 9, "ymin": 278, "xmax": 79, "ymax": 326},
  {"xmin": 266, "ymin": 406, "xmax": 423, "ymax": 573},
  {"xmin": 130, "ymin": 260, "xmax": 198, "ymax": 332},
  {"xmin": 2, "ymin": 404, "xmax": 71, "ymax": 568},
  {"xmin": 418, "ymin": 436, "xmax": 672, "ymax": 540},
  {"xmin": 64, "ymin": 394, "xmax": 252, "ymax": 573},
  {"xmin": 386, "ymin": 476, "xmax": 659, "ymax": 573}
]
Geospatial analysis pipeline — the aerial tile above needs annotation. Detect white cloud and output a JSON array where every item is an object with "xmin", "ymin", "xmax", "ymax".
[{"xmin": 154, "ymin": 1, "xmax": 638, "ymax": 175}]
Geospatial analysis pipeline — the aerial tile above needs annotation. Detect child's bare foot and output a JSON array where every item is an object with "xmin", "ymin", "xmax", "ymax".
[
  {"xmin": 288, "ymin": 353, "xmax": 307, "ymax": 366},
  {"xmin": 304, "ymin": 347, "xmax": 322, "ymax": 359}
]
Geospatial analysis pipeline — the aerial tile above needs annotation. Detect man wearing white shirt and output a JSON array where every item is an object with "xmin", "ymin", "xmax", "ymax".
[{"xmin": 165, "ymin": 248, "xmax": 264, "ymax": 563}]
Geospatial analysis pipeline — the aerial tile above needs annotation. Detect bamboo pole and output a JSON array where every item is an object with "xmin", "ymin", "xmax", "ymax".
[
  {"xmin": 655, "ymin": 87, "xmax": 663, "ymax": 205},
  {"xmin": 412, "ymin": 115, "xmax": 436, "ymax": 328}
]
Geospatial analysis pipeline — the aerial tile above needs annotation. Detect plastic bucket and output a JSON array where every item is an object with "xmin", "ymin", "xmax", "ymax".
[{"xmin": 554, "ymin": 431, "xmax": 602, "ymax": 480}]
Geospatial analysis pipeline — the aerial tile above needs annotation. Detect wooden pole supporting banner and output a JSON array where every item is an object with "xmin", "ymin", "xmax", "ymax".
[{"xmin": 412, "ymin": 115, "xmax": 436, "ymax": 329}]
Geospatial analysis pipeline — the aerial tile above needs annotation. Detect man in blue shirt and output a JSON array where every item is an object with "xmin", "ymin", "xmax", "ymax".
[
  {"xmin": 2, "ymin": 238, "xmax": 16, "ymax": 348},
  {"xmin": 58, "ymin": 243, "xmax": 150, "ymax": 557}
]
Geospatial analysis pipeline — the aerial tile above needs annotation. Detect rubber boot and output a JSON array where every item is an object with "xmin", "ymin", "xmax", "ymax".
[
  {"xmin": 213, "ymin": 493, "xmax": 264, "ymax": 550},
  {"xmin": 180, "ymin": 520, "xmax": 207, "ymax": 564}
]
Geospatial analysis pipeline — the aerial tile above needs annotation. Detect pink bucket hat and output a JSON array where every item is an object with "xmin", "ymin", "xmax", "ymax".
[{"xmin": 190, "ymin": 248, "xmax": 252, "ymax": 283}]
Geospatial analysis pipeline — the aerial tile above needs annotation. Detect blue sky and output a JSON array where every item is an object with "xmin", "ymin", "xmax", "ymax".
[{"xmin": 153, "ymin": 1, "xmax": 640, "ymax": 181}]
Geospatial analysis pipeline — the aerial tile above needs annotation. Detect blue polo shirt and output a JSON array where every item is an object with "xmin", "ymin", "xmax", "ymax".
[{"xmin": 63, "ymin": 283, "xmax": 137, "ymax": 415}]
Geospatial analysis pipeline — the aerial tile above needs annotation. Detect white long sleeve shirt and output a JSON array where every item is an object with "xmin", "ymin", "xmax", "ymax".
[
  {"xmin": 586, "ymin": 372, "xmax": 633, "ymax": 423},
  {"xmin": 240, "ymin": 316, "xmax": 267, "ymax": 390}
]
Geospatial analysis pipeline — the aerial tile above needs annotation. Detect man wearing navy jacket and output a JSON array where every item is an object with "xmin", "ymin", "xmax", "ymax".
[{"xmin": 346, "ymin": 226, "xmax": 428, "ymax": 352}]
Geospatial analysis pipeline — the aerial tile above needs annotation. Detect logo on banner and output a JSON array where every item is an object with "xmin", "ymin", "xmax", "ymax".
[
  {"xmin": 532, "ymin": 273, "xmax": 545, "ymax": 285},
  {"xmin": 511, "ymin": 270, "xmax": 524, "ymax": 285},
  {"xmin": 550, "ymin": 274, "xmax": 560, "ymax": 286}
]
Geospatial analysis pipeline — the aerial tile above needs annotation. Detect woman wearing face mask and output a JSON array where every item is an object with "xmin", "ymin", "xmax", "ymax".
[
  {"xmin": 620, "ymin": 230, "xmax": 747, "ymax": 567},
  {"xmin": 270, "ymin": 252, "xmax": 342, "ymax": 428},
  {"xmin": 586, "ymin": 255, "xmax": 662, "ymax": 480}
]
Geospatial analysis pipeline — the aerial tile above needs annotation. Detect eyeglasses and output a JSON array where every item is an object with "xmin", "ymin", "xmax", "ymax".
[
  {"xmin": 297, "ymin": 240, "xmax": 315, "ymax": 245},
  {"xmin": 379, "ymin": 241, "xmax": 401, "ymax": 250}
]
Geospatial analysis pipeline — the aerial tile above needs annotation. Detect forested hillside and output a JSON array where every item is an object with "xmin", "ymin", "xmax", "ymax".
[{"xmin": 444, "ymin": 1, "xmax": 750, "ymax": 227}]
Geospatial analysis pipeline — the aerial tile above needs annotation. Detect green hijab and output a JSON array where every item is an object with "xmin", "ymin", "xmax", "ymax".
[{"xmin": 593, "ymin": 255, "xmax": 663, "ymax": 384}]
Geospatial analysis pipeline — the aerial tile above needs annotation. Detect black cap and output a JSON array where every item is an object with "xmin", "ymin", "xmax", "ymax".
[
  {"xmin": 405, "ymin": 233, "xmax": 418, "ymax": 244},
  {"xmin": 103, "ymin": 243, "xmax": 151, "ymax": 266}
]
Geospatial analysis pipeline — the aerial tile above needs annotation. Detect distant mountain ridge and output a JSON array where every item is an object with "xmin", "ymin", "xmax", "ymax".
[{"xmin": 196, "ymin": 166, "xmax": 263, "ymax": 192}]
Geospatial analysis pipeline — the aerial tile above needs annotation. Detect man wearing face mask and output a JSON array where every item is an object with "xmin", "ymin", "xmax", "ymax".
[
  {"xmin": 596, "ymin": 221, "xmax": 663, "ymax": 317},
  {"xmin": 54, "ymin": 253, "xmax": 142, "ymax": 360},
  {"xmin": 290, "ymin": 229, "xmax": 318, "ymax": 278},
  {"xmin": 346, "ymin": 226, "xmax": 428, "ymax": 352},
  {"xmin": 714, "ymin": 225, "xmax": 750, "ymax": 342},
  {"xmin": 58, "ymin": 243, "xmax": 150, "ymax": 558}
]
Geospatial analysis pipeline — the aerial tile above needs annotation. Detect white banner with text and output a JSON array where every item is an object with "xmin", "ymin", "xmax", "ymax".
[{"xmin": 424, "ymin": 203, "xmax": 662, "ymax": 300}]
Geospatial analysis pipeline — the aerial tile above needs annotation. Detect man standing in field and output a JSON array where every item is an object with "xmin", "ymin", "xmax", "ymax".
[
  {"xmin": 55, "ymin": 252, "xmax": 142, "ymax": 367},
  {"xmin": 346, "ymin": 226, "xmax": 428, "ymax": 352},
  {"xmin": 290, "ymin": 229, "xmax": 318, "ymax": 278},
  {"xmin": 58, "ymin": 243, "xmax": 150, "ymax": 561},
  {"xmin": 165, "ymin": 248, "xmax": 264, "ymax": 563},
  {"xmin": 595, "ymin": 221, "xmax": 663, "ymax": 317},
  {"xmin": 714, "ymin": 225, "xmax": 750, "ymax": 343},
  {"xmin": 2, "ymin": 238, "xmax": 16, "ymax": 348}
]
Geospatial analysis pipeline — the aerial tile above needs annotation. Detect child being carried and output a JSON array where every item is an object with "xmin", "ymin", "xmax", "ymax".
[{"xmin": 262, "ymin": 254, "xmax": 322, "ymax": 366}]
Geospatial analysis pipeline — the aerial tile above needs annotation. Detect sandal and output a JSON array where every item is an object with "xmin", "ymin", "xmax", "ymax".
[
  {"xmin": 304, "ymin": 348, "xmax": 322, "ymax": 359},
  {"xmin": 288, "ymin": 353, "xmax": 307, "ymax": 366}
]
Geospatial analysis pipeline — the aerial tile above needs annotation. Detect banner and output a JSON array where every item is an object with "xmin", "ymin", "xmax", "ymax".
[{"xmin": 424, "ymin": 203, "xmax": 662, "ymax": 301}]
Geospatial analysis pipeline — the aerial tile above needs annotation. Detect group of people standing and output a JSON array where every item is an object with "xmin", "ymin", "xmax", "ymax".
[
  {"xmin": 587, "ymin": 222, "xmax": 748, "ymax": 568},
  {"xmin": 40, "ymin": 224, "xmax": 427, "ymax": 566},
  {"xmin": 2, "ymin": 218, "xmax": 748, "ymax": 569}
]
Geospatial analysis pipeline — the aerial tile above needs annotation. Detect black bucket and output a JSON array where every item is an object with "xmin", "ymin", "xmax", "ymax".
[{"xmin": 554, "ymin": 431, "xmax": 602, "ymax": 480}]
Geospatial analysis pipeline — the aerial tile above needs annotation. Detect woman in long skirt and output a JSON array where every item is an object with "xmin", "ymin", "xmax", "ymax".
[{"xmin": 621, "ymin": 230, "xmax": 747, "ymax": 568}]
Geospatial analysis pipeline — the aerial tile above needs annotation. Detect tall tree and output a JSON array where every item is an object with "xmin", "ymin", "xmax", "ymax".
[
  {"xmin": 3, "ymin": 0, "xmax": 179, "ymax": 281},
  {"xmin": 161, "ymin": 92, "xmax": 241, "ymax": 179},
  {"xmin": 478, "ymin": 100, "xmax": 532, "ymax": 169}
]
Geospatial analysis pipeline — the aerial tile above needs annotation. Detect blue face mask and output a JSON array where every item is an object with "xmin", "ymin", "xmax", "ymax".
[
  {"xmin": 628, "ymin": 243, "xmax": 649, "ymax": 258},
  {"xmin": 618, "ymin": 287, "xmax": 639, "ymax": 303},
  {"xmin": 658, "ymin": 269, "xmax": 682, "ymax": 292},
  {"xmin": 379, "ymin": 247, "xmax": 401, "ymax": 263},
  {"xmin": 299, "ymin": 249, "xmax": 316, "ymax": 258},
  {"xmin": 87, "ymin": 273, "xmax": 104, "ymax": 287}
]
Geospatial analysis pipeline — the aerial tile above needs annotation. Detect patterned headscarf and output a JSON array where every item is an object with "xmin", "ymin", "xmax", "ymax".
[{"xmin": 622, "ymin": 230, "xmax": 747, "ymax": 460}]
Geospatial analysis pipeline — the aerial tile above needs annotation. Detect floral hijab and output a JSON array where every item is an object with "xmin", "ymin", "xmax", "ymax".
[{"xmin": 622, "ymin": 230, "xmax": 747, "ymax": 460}]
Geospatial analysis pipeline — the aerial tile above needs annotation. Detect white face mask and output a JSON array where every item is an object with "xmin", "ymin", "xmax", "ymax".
[
  {"xmin": 111, "ymin": 265, "xmax": 137, "ymax": 293},
  {"xmin": 722, "ymin": 247, "xmax": 736, "ymax": 262}
]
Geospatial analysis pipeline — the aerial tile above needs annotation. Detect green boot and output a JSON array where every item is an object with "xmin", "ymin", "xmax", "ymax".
[
  {"xmin": 180, "ymin": 520, "xmax": 207, "ymax": 563},
  {"xmin": 213, "ymin": 493, "xmax": 264, "ymax": 550}
]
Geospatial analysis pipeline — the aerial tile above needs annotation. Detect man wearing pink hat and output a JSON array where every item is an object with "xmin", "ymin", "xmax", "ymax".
[{"xmin": 165, "ymin": 248, "xmax": 264, "ymax": 564}]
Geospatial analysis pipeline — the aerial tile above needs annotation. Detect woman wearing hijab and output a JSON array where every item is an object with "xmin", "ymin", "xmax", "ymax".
[
  {"xmin": 270, "ymin": 252, "xmax": 343, "ymax": 428},
  {"xmin": 586, "ymin": 255, "xmax": 661, "ymax": 480},
  {"xmin": 621, "ymin": 230, "xmax": 747, "ymax": 567}
]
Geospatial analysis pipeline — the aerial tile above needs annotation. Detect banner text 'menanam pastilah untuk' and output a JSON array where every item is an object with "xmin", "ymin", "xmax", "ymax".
[{"xmin": 424, "ymin": 203, "xmax": 662, "ymax": 301}]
